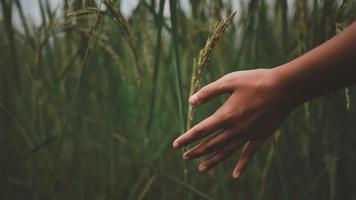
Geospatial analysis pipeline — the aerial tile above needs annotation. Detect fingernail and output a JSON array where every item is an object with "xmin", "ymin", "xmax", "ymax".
[
  {"xmin": 232, "ymin": 171, "xmax": 240, "ymax": 179},
  {"xmin": 173, "ymin": 140, "xmax": 179, "ymax": 148},
  {"xmin": 199, "ymin": 164, "xmax": 207, "ymax": 172},
  {"xmin": 189, "ymin": 94, "xmax": 199, "ymax": 105}
]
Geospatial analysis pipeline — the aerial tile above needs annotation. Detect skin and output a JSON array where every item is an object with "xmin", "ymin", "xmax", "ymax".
[{"xmin": 173, "ymin": 21, "xmax": 356, "ymax": 179}]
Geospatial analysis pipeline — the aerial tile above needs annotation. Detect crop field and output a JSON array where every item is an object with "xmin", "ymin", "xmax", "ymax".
[{"xmin": 0, "ymin": 0, "xmax": 356, "ymax": 199}]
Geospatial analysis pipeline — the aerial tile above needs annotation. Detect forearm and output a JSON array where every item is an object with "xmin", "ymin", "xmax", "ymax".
[{"xmin": 273, "ymin": 21, "xmax": 356, "ymax": 107}]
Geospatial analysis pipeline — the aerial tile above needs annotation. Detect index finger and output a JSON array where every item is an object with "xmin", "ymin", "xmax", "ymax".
[
  {"xmin": 189, "ymin": 74, "xmax": 233, "ymax": 106},
  {"xmin": 173, "ymin": 110, "xmax": 226, "ymax": 148}
]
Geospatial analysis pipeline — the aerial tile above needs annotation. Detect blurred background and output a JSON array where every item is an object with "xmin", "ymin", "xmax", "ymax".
[{"xmin": 1, "ymin": 0, "xmax": 356, "ymax": 199}]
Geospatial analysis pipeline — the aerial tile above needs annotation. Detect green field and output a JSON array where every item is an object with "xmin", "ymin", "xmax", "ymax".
[{"xmin": 1, "ymin": 0, "xmax": 356, "ymax": 199}]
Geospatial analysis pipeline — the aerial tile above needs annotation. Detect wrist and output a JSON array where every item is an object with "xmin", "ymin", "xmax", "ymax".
[{"xmin": 269, "ymin": 65, "xmax": 304, "ymax": 111}]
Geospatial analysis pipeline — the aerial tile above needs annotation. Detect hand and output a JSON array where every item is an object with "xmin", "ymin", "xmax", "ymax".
[{"xmin": 173, "ymin": 68, "xmax": 294, "ymax": 179}]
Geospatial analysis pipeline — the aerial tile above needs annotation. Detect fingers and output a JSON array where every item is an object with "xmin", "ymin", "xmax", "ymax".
[
  {"xmin": 198, "ymin": 139, "xmax": 245, "ymax": 173},
  {"xmin": 189, "ymin": 75, "xmax": 232, "ymax": 106},
  {"xmin": 173, "ymin": 111, "xmax": 225, "ymax": 148},
  {"xmin": 232, "ymin": 139, "xmax": 265, "ymax": 179},
  {"xmin": 174, "ymin": 74, "xmax": 235, "ymax": 148},
  {"xmin": 183, "ymin": 128, "xmax": 236, "ymax": 160}
]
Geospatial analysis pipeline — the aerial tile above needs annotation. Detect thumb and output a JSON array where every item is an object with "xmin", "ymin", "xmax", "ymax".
[{"xmin": 189, "ymin": 75, "xmax": 232, "ymax": 106}]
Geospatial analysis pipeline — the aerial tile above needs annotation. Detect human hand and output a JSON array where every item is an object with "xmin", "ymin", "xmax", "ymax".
[{"xmin": 173, "ymin": 68, "xmax": 294, "ymax": 179}]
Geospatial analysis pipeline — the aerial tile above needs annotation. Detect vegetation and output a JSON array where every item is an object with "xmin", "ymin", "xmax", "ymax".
[{"xmin": 0, "ymin": 0, "xmax": 356, "ymax": 199}]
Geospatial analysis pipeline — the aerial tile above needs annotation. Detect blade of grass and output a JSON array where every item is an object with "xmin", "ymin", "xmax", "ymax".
[
  {"xmin": 272, "ymin": 131, "xmax": 289, "ymax": 200},
  {"xmin": 0, "ymin": 101, "xmax": 33, "ymax": 150},
  {"xmin": 146, "ymin": 0, "xmax": 165, "ymax": 141},
  {"xmin": 302, "ymin": 157, "xmax": 339, "ymax": 200},
  {"xmin": 169, "ymin": 0, "xmax": 188, "ymax": 198},
  {"xmin": 161, "ymin": 172, "xmax": 215, "ymax": 200},
  {"xmin": 169, "ymin": 0, "xmax": 185, "ymax": 132}
]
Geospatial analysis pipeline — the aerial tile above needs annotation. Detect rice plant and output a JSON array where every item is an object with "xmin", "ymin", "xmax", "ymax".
[{"xmin": 0, "ymin": 0, "xmax": 355, "ymax": 199}]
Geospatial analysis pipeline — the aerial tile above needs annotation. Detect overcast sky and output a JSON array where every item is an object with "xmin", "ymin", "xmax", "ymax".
[
  {"xmin": 11, "ymin": 0, "xmax": 142, "ymax": 27},
  {"xmin": 5, "ymin": 0, "xmax": 304, "ymax": 30},
  {"xmin": 8, "ymin": 0, "xmax": 243, "ymax": 28}
]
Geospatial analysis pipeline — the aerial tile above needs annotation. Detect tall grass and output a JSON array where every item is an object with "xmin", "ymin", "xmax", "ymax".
[{"xmin": 0, "ymin": 0, "xmax": 356, "ymax": 199}]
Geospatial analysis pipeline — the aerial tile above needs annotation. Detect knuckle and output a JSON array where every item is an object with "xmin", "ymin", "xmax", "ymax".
[
  {"xmin": 216, "ymin": 81, "xmax": 228, "ymax": 92},
  {"xmin": 221, "ymin": 73, "xmax": 233, "ymax": 81},
  {"xmin": 203, "ymin": 143, "xmax": 217, "ymax": 154},
  {"xmin": 192, "ymin": 126, "xmax": 205, "ymax": 137},
  {"xmin": 221, "ymin": 110, "xmax": 235, "ymax": 124},
  {"xmin": 218, "ymin": 149, "xmax": 229, "ymax": 157},
  {"xmin": 246, "ymin": 150, "xmax": 256, "ymax": 160},
  {"xmin": 233, "ymin": 117, "xmax": 251, "ymax": 132},
  {"xmin": 206, "ymin": 154, "xmax": 224, "ymax": 168},
  {"xmin": 191, "ymin": 147, "xmax": 204, "ymax": 157},
  {"xmin": 221, "ymin": 73, "xmax": 237, "ymax": 86},
  {"xmin": 237, "ymin": 121, "xmax": 248, "ymax": 131},
  {"xmin": 198, "ymin": 86, "xmax": 209, "ymax": 97},
  {"xmin": 210, "ymin": 156, "xmax": 220, "ymax": 165},
  {"xmin": 195, "ymin": 149, "xmax": 205, "ymax": 157},
  {"xmin": 221, "ymin": 145, "xmax": 235, "ymax": 155}
]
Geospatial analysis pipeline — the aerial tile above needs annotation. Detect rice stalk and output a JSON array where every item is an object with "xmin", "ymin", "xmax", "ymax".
[
  {"xmin": 258, "ymin": 142, "xmax": 275, "ymax": 199},
  {"xmin": 336, "ymin": 23, "xmax": 352, "ymax": 111},
  {"xmin": 2, "ymin": 0, "xmax": 356, "ymax": 199},
  {"xmin": 183, "ymin": 11, "xmax": 235, "ymax": 199},
  {"xmin": 137, "ymin": 174, "xmax": 157, "ymax": 200},
  {"xmin": 75, "ymin": 27, "xmax": 127, "ymax": 80},
  {"xmin": 302, "ymin": 157, "xmax": 339, "ymax": 200},
  {"xmin": 65, "ymin": 7, "xmax": 104, "ymax": 18},
  {"xmin": 104, "ymin": 0, "xmax": 142, "ymax": 85},
  {"xmin": 33, "ymin": 10, "xmax": 58, "ymax": 79},
  {"xmin": 345, "ymin": 87, "xmax": 351, "ymax": 111},
  {"xmin": 125, "ymin": 2, "xmax": 165, "ymax": 199},
  {"xmin": 48, "ymin": 0, "xmax": 104, "ymax": 196},
  {"xmin": 186, "ymin": 11, "xmax": 236, "ymax": 130}
]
